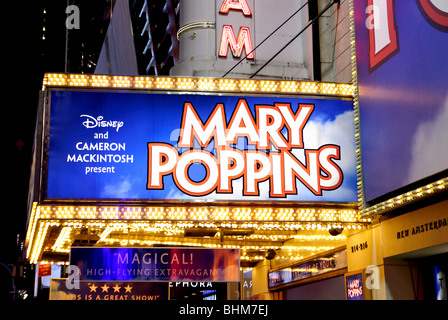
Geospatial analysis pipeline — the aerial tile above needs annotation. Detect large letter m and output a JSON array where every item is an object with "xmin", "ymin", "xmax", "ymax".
[{"xmin": 219, "ymin": 25, "xmax": 254, "ymax": 59}]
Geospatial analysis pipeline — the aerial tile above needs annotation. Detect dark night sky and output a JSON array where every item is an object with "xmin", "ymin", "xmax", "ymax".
[
  {"xmin": 3, "ymin": 1, "xmax": 110, "ymax": 265},
  {"xmin": 4, "ymin": 3, "xmax": 43, "ymax": 264}
]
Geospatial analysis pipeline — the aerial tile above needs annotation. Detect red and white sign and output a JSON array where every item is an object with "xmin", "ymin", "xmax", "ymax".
[
  {"xmin": 218, "ymin": 0, "xmax": 255, "ymax": 59},
  {"xmin": 365, "ymin": 0, "xmax": 448, "ymax": 71},
  {"xmin": 38, "ymin": 263, "xmax": 52, "ymax": 277}
]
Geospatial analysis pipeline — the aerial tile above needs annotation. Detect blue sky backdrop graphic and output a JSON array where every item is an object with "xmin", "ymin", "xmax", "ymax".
[{"xmin": 46, "ymin": 90, "xmax": 357, "ymax": 203}]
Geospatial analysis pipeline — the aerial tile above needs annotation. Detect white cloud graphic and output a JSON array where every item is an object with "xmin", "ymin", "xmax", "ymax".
[
  {"xmin": 302, "ymin": 110, "xmax": 357, "ymax": 175},
  {"xmin": 102, "ymin": 176, "xmax": 141, "ymax": 199},
  {"xmin": 407, "ymin": 95, "xmax": 448, "ymax": 183}
]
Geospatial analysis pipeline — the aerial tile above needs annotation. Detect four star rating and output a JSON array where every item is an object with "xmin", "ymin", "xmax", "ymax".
[{"xmin": 88, "ymin": 283, "xmax": 133, "ymax": 293}]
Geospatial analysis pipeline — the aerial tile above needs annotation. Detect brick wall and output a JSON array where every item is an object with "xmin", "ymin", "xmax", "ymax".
[{"xmin": 319, "ymin": 0, "xmax": 353, "ymax": 83}]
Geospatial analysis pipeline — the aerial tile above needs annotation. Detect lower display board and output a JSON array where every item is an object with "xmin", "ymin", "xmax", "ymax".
[
  {"xmin": 69, "ymin": 247, "xmax": 240, "ymax": 282},
  {"xmin": 50, "ymin": 279, "xmax": 169, "ymax": 301},
  {"xmin": 50, "ymin": 279, "xmax": 229, "ymax": 301}
]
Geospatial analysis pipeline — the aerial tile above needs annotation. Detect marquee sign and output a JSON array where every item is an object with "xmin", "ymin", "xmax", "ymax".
[{"xmin": 44, "ymin": 89, "xmax": 357, "ymax": 203}]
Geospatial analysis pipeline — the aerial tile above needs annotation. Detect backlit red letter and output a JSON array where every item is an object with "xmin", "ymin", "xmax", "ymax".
[
  {"xmin": 219, "ymin": 25, "xmax": 254, "ymax": 59},
  {"xmin": 219, "ymin": 0, "xmax": 252, "ymax": 16}
]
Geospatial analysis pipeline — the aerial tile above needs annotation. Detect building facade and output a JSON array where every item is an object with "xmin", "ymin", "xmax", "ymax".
[{"xmin": 24, "ymin": 0, "xmax": 447, "ymax": 301}]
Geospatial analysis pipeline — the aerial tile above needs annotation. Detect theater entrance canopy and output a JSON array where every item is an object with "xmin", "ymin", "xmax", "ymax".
[{"xmin": 25, "ymin": 74, "xmax": 369, "ymax": 267}]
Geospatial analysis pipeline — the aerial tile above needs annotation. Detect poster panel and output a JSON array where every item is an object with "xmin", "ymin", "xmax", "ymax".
[
  {"xmin": 344, "ymin": 272, "xmax": 364, "ymax": 300},
  {"xmin": 69, "ymin": 247, "xmax": 240, "ymax": 282},
  {"xmin": 45, "ymin": 90, "xmax": 357, "ymax": 203}
]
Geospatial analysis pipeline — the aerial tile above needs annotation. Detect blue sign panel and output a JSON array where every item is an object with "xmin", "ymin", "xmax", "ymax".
[
  {"xmin": 345, "ymin": 272, "xmax": 364, "ymax": 300},
  {"xmin": 46, "ymin": 90, "xmax": 356, "ymax": 202},
  {"xmin": 354, "ymin": 1, "xmax": 448, "ymax": 202},
  {"xmin": 69, "ymin": 247, "xmax": 240, "ymax": 282}
]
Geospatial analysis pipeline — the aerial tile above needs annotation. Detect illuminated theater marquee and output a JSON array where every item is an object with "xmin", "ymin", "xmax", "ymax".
[{"xmin": 147, "ymin": 99, "xmax": 343, "ymax": 197}]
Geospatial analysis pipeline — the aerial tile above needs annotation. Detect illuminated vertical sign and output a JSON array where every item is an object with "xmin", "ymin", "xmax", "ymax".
[
  {"xmin": 218, "ymin": 0, "xmax": 254, "ymax": 59},
  {"xmin": 219, "ymin": 0, "xmax": 252, "ymax": 16},
  {"xmin": 355, "ymin": 0, "xmax": 448, "ymax": 203},
  {"xmin": 219, "ymin": 25, "xmax": 254, "ymax": 59}
]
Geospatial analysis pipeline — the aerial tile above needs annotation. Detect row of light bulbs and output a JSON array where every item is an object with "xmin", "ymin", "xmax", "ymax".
[
  {"xmin": 36, "ymin": 205, "xmax": 365, "ymax": 223},
  {"xmin": 27, "ymin": 201, "xmax": 366, "ymax": 262},
  {"xmin": 360, "ymin": 178, "xmax": 447, "ymax": 217},
  {"xmin": 48, "ymin": 220, "xmax": 349, "ymax": 250},
  {"xmin": 28, "ymin": 216, "xmax": 354, "ymax": 264},
  {"xmin": 42, "ymin": 73, "xmax": 354, "ymax": 96}
]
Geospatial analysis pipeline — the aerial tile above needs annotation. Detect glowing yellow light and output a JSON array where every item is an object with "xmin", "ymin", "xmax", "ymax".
[
  {"xmin": 176, "ymin": 78, "xmax": 196, "ymax": 90},
  {"xmin": 154, "ymin": 77, "xmax": 175, "ymax": 89},
  {"xmin": 259, "ymin": 80, "xmax": 278, "ymax": 92},
  {"xmin": 360, "ymin": 177, "xmax": 448, "ymax": 217},
  {"xmin": 91, "ymin": 75, "xmax": 111, "ymax": 87},
  {"xmin": 320, "ymin": 83, "xmax": 338, "ymax": 95},
  {"xmin": 134, "ymin": 76, "xmax": 153, "ymax": 88},
  {"xmin": 68, "ymin": 74, "xmax": 89, "ymax": 87},
  {"xmin": 112, "ymin": 76, "xmax": 132, "ymax": 88},
  {"xmin": 301, "ymin": 82, "xmax": 319, "ymax": 93},
  {"xmin": 26, "ymin": 202, "xmax": 368, "ymax": 264},
  {"xmin": 239, "ymin": 80, "xmax": 258, "ymax": 91},
  {"xmin": 42, "ymin": 74, "xmax": 355, "ymax": 99},
  {"xmin": 52, "ymin": 226, "xmax": 72, "ymax": 252},
  {"xmin": 279, "ymin": 81, "xmax": 299, "ymax": 93},
  {"xmin": 197, "ymin": 78, "xmax": 217, "ymax": 91},
  {"xmin": 218, "ymin": 79, "xmax": 238, "ymax": 91}
]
